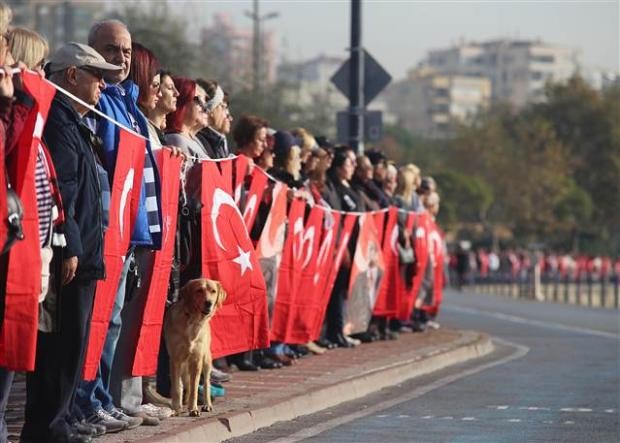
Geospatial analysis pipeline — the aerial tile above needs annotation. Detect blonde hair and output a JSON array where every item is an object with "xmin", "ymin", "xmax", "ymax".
[
  {"xmin": 0, "ymin": 3, "xmax": 12, "ymax": 35},
  {"xmin": 8, "ymin": 27, "xmax": 48, "ymax": 69},
  {"xmin": 292, "ymin": 127, "xmax": 317, "ymax": 152},
  {"xmin": 395, "ymin": 166, "xmax": 416, "ymax": 204}
]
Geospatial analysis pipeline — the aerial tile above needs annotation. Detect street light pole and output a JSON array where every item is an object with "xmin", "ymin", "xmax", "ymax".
[
  {"xmin": 245, "ymin": 0, "xmax": 279, "ymax": 94},
  {"xmin": 349, "ymin": 0, "xmax": 364, "ymax": 154}
]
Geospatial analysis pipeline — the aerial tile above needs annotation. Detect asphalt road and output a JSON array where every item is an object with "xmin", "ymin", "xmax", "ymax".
[{"xmin": 227, "ymin": 289, "xmax": 620, "ymax": 443}]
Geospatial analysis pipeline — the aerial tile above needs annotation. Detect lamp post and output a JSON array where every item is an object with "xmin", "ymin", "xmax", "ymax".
[{"xmin": 245, "ymin": 0, "xmax": 279, "ymax": 94}]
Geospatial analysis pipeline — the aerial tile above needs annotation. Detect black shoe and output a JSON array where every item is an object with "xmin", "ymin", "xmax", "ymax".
[
  {"xmin": 316, "ymin": 338, "xmax": 337, "ymax": 349},
  {"xmin": 350, "ymin": 332, "xmax": 374, "ymax": 343},
  {"xmin": 232, "ymin": 358, "xmax": 259, "ymax": 371},
  {"xmin": 51, "ymin": 432, "xmax": 93, "ymax": 443},
  {"xmin": 289, "ymin": 344, "xmax": 310, "ymax": 357},
  {"xmin": 256, "ymin": 355, "xmax": 283, "ymax": 369},
  {"xmin": 329, "ymin": 334, "xmax": 353, "ymax": 348},
  {"xmin": 71, "ymin": 420, "xmax": 106, "ymax": 437}
]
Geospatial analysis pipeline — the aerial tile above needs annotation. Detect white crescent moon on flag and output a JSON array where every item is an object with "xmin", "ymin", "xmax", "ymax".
[
  {"xmin": 389, "ymin": 224, "xmax": 399, "ymax": 255},
  {"xmin": 211, "ymin": 187, "xmax": 244, "ymax": 251},
  {"xmin": 242, "ymin": 194, "xmax": 257, "ymax": 226},
  {"xmin": 300, "ymin": 226, "xmax": 315, "ymax": 269},
  {"xmin": 119, "ymin": 168, "xmax": 134, "ymax": 240},
  {"xmin": 313, "ymin": 227, "xmax": 333, "ymax": 285}
]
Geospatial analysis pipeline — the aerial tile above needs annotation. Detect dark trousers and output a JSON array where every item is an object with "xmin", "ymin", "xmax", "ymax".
[
  {"xmin": 325, "ymin": 266, "xmax": 350, "ymax": 339},
  {"xmin": 21, "ymin": 278, "xmax": 95, "ymax": 442}
]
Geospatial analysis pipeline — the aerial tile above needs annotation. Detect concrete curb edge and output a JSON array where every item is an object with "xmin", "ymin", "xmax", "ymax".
[{"xmin": 143, "ymin": 331, "xmax": 494, "ymax": 443}]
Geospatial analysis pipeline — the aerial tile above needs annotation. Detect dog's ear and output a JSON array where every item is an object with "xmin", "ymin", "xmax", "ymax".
[{"xmin": 216, "ymin": 282, "xmax": 227, "ymax": 308}]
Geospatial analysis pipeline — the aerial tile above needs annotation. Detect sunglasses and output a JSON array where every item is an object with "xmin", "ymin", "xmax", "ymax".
[
  {"xmin": 193, "ymin": 96, "xmax": 208, "ymax": 112},
  {"xmin": 79, "ymin": 66, "xmax": 105, "ymax": 80}
]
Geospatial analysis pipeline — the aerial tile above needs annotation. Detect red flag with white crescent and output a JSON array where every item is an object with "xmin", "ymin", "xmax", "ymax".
[
  {"xmin": 218, "ymin": 157, "xmax": 234, "ymax": 196},
  {"xmin": 131, "ymin": 149, "xmax": 182, "ymax": 376},
  {"xmin": 242, "ymin": 166, "xmax": 268, "ymax": 232},
  {"xmin": 424, "ymin": 219, "xmax": 445, "ymax": 316},
  {"xmin": 373, "ymin": 206, "xmax": 399, "ymax": 316},
  {"xmin": 256, "ymin": 181, "xmax": 288, "ymax": 321},
  {"xmin": 270, "ymin": 197, "xmax": 306, "ymax": 342},
  {"xmin": 233, "ymin": 154, "xmax": 250, "ymax": 205},
  {"xmin": 283, "ymin": 204, "xmax": 324, "ymax": 344},
  {"xmin": 312, "ymin": 212, "xmax": 357, "ymax": 340},
  {"xmin": 372, "ymin": 210, "xmax": 387, "ymax": 246},
  {"xmin": 399, "ymin": 211, "xmax": 430, "ymax": 320},
  {"xmin": 200, "ymin": 160, "xmax": 269, "ymax": 357},
  {"xmin": 345, "ymin": 213, "xmax": 385, "ymax": 335},
  {"xmin": 83, "ymin": 128, "xmax": 145, "ymax": 379},
  {"xmin": 0, "ymin": 71, "xmax": 54, "ymax": 370}
]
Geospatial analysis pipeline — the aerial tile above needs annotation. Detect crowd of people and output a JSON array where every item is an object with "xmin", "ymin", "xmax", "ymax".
[
  {"xmin": 0, "ymin": 6, "xmax": 446, "ymax": 443},
  {"xmin": 451, "ymin": 246, "xmax": 620, "ymax": 288}
]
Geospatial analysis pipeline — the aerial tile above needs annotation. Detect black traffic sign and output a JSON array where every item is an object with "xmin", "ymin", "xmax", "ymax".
[{"xmin": 331, "ymin": 49, "xmax": 392, "ymax": 106}]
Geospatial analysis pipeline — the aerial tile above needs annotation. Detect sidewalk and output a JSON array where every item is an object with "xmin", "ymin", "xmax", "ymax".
[{"xmin": 6, "ymin": 328, "xmax": 492, "ymax": 443}]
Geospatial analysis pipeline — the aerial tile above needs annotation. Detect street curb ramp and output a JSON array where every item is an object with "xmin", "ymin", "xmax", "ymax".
[{"xmin": 140, "ymin": 330, "xmax": 493, "ymax": 442}]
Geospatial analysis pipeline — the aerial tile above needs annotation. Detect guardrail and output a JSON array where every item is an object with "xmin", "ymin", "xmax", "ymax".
[{"xmin": 455, "ymin": 273, "xmax": 620, "ymax": 309}]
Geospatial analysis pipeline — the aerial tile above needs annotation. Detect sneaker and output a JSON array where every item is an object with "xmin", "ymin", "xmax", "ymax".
[
  {"xmin": 86, "ymin": 409, "xmax": 127, "ymax": 434},
  {"xmin": 107, "ymin": 407, "xmax": 143, "ymax": 430},
  {"xmin": 136, "ymin": 403, "xmax": 173, "ymax": 420},
  {"xmin": 427, "ymin": 320, "xmax": 440, "ymax": 330},
  {"xmin": 210, "ymin": 367, "xmax": 231, "ymax": 383},
  {"xmin": 344, "ymin": 335, "xmax": 361, "ymax": 346}
]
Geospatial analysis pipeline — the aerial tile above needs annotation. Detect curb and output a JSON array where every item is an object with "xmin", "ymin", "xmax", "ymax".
[{"xmin": 139, "ymin": 330, "xmax": 493, "ymax": 443}]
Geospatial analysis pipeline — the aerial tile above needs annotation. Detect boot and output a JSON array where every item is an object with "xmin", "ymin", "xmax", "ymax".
[{"xmin": 143, "ymin": 376, "xmax": 172, "ymax": 408}]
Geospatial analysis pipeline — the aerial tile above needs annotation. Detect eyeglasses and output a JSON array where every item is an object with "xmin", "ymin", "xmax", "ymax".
[
  {"xmin": 79, "ymin": 66, "xmax": 104, "ymax": 80},
  {"xmin": 193, "ymin": 96, "xmax": 208, "ymax": 112}
]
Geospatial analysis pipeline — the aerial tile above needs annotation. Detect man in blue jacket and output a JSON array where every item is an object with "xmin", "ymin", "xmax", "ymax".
[
  {"xmin": 74, "ymin": 19, "xmax": 165, "ymax": 432},
  {"xmin": 20, "ymin": 42, "xmax": 122, "ymax": 443}
]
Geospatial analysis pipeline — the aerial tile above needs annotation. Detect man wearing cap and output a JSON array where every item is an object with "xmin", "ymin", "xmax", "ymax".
[
  {"xmin": 20, "ymin": 42, "xmax": 121, "ymax": 443},
  {"xmin": 73, "ymin": 18, "xmax": 165, "ymax": 432}
]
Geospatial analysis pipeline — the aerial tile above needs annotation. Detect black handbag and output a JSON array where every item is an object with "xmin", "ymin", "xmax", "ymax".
[{"xmin": 1, "ymin": 183, "xmax": 24, "ymax": 255}]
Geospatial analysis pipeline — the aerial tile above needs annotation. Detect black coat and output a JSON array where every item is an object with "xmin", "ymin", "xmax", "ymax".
[
  {"xmin": 44, "ymin": 95, "xmax": 106, "ymax": 281},
  {"xmin": 196, "ymin": 127, "xmax": 229, "ymax": 159}
]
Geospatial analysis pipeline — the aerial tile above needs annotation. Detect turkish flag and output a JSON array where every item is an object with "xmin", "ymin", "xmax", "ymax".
[
  {"xmin": 372, "ymin": 210, "xmax": 387, "ymax": 246},
  {"xmin": 274, "ymin": 203, "xmax": 324, "ymax": 344},
  {"xmin": 0, "ymin": 142, "xmax": 5, "ymax": 252},
  {"xmin": 256, "ymin": 182, "xmax": 288, "ymax": 320},
  {"xmin": 218, "ymin": 157, "xmax": 234, "ymax": 195},
  {"xmin": 131, "ymin": 150, "xmax": 182, "ymax": 376},
  {"xmin": 241, "ymin": 166, "xmax": 268, "ymax": 232},
  {"xmin": 424, "ymin": 219, "xmax": 445, "ymax": 317},
  {"xmin": 0, "ymin": 71, "xmax": 54, "ymax": 370},
  {"xmin": 312, "ymin": 213, "xmax": 357, "ymax": 340},
  {"xmin": 373, "ymin": 207, "xmax": 399, "ymax": 316},
  {"xmin": 270, "ymin": 198, "xmax": 306, "ymax": 342},
  {"xmin": 400, "ymin": 211, "xmax": 430, "ymax": 321},
  {"xmin": 395, "ymin": 212, "xmax": 417, "ymax": 315},
  {"xmin": 345, "ymin": 213, "xmax": 385, "ymax": 335},
  {"xmin": 200, "ymin": 160, "xmax": 269, "ymax": 357},
  {"xmin": 233, "ymin": 154, "xmax": 250, "ymax": 205},
  {"xmin": 83, "ymin": 128, "xmax": 145, "ymax": 379}
]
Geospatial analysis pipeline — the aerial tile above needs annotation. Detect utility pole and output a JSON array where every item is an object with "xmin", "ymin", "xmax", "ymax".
[
  {"xmin": 349, "ymin": 0, "xmax": 364, "ymax": 154},
  {"xmin": 245, "ymin": 0, "xmax": 279, "ymax": 94}
]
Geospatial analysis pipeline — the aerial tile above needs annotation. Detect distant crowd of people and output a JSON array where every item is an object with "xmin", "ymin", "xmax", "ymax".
[{"xmin": 0, "ymin": 5, "xmax": 447, "ymax": 443}]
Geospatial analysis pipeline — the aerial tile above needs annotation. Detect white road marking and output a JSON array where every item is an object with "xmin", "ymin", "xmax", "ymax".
[
  {"xmin": 397, "ymin": 415, "xmax": 409, "ymax": 418},
  {"xmin": 462, "ymin": 417, "xmax": 477, "ymax": 421},
  {"xmin": 265, "ymin": 338, "xmax": 529, "ymax": 443},
  {"xmin": 441, "ymin": 416, "xmax": 454, "ymax": 420},
  {"xmin": 564, "ymin": 421, "xmax": 575, "ymax": 425},
  {"xmin": 376, "ymin": 415, "xmax": 389, "ymax": 418},
  {"xmin": 496, "ymin": 405, "xmax": 509, "ymax": 410},
  {"xmin": 507, "ymin": 419, "xmax": 522, "ymax": 423},
  {"xmin": 604, "ymin": 409, "xmax": 616, "ymax": 413},
  {"xmin": 421, "ymin": 415, "xmax": 434, "ymax": 419},
  {"xmin": 444, "ymin": 305, "xmax": 620, "ymax": 340}
]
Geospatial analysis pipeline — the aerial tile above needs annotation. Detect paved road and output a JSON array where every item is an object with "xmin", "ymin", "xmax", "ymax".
[{"xmin": 228, "ymin": 289, "xmax": 620, "ymax": 443}]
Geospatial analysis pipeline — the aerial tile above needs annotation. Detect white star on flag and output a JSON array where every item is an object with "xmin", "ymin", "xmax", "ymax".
[{"xmin": 232, "ymin": 246, "xmax": 253, "ymax": 276}]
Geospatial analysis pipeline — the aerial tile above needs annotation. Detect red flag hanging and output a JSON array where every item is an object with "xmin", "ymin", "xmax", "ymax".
[
  {"xmin": 395, "ymin": 211, "xmax": 417, "ymax": 316},
  {"xmin": 233, "ymin": 154, "xmax": 250, "ymax": 205},
  {"xmin": 131, "ymin": 150, "xmax": 182, "ymax": 376},
  {"xmin": 200, "ymin": 160, "xmax": 269, "ymax": 357},
  {"xmin": 270, "ymin": 198, "xmax": 306, "ymax": 342},
  {"xmin": 281, "ymin": 204, "xmax": 324, "ymax": 344},
  {"xmin": 83, "ymin": 128, "xmax": 145, "ymax": 379},
  {"xmin": 372, "ymin": 210, "xmax": 387, "ymax": 246},
  {"xmin": 0, "ymin": 71, "xmax": 54, "ymax": 370},
  {"xmin": 312, "ymin": 212, "xmax": 357, "ymax": 340},
  {"xmin": 424, "ymin": 219, "xmax": 445, "ymax": 317},
  {"xmin": 399, "ymin": 211, "xmax": 430, "ymax": 321},
  {"xmin": 218, "ymin": 157, "xmax": 233, "ymax": 195},
  {"xmin": 256, "ymin": 182, "xmax": 288, "ymax": 321},
  {"xmin": 373, "ymin": 206, "xmax": 399, "ymax": 316},
  {"xmin": 242, "ymin": 166, "xmax": 268, "ymax": 232},
  {"xmin": 345, "ymin": 213, "xmax": 385, "ymax": 335}
]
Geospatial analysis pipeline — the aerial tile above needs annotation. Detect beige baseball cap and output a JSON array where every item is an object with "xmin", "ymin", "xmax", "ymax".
[{"xmin": 48, "ymin": 42, "xmax": 122, "ymax": 73}]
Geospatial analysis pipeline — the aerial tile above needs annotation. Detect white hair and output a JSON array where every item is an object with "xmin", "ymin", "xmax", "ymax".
[{"xmin": 88, "ymin": 19, "xmax": 129, "ymax": 45}]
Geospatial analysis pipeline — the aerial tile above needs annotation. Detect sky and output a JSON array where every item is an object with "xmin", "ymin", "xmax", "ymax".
[{"xmin": 119, "ymin": 0, "xmax": 619, "ymax": 80}]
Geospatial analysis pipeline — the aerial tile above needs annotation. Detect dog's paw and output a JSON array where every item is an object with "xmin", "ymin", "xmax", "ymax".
[
  {"xmin": 201, "ymin": 404, "xmax": 213, "ymax": 413},
  {"xmin": 171, "ymin": 409, "xmax": 182, "ymax": 417},
  {"xmin": 189, "ymin": 409, "xmax": 201, "ymax": 417}
]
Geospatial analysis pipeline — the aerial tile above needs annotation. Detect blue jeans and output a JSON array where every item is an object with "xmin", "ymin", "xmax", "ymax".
[
  {"xmin": 75, "ymin": 253, "xmax": 132, "ymax": 416},
  {"xmin": 0, "ymin": 367, "xmax": 14, "ymax": 443}
]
